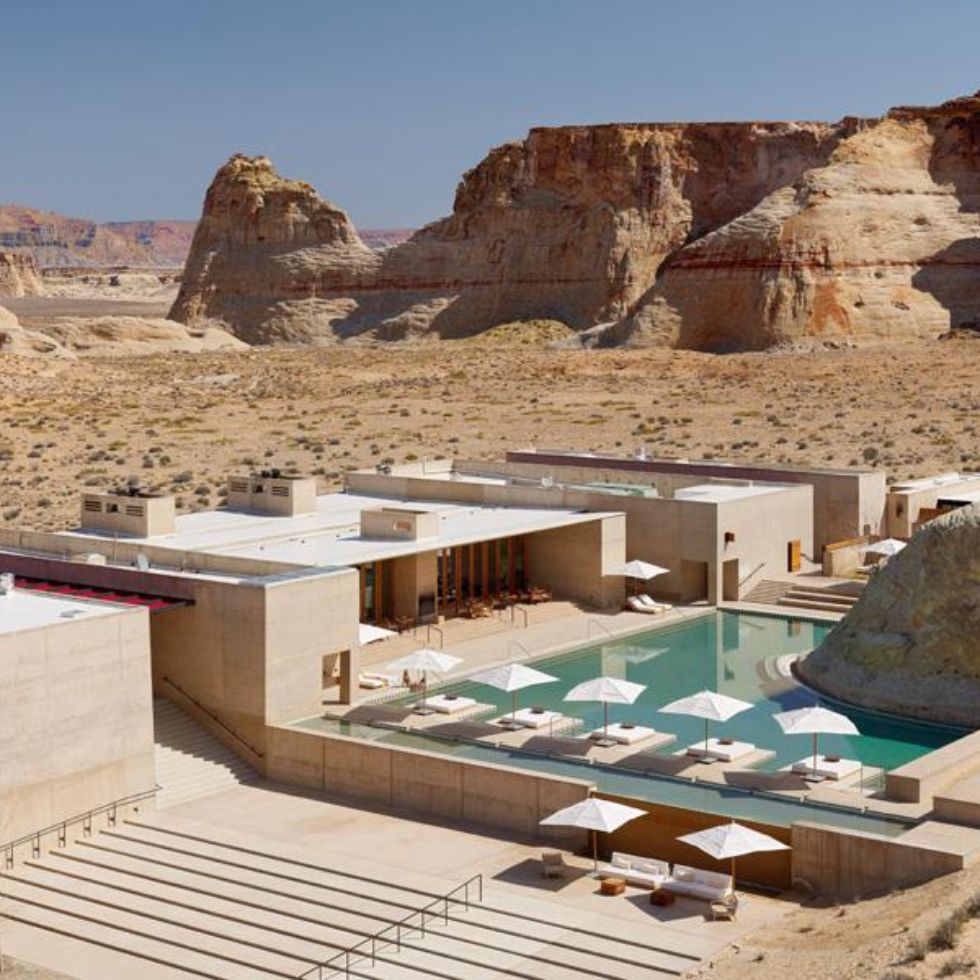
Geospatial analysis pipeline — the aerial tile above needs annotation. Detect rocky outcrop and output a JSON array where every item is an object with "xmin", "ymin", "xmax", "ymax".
[
  {"xmin": 0, "ymin": 252, "xmax": 43, "ymax": 297},
  {"xmin": 798, "ymin": 504, "xmax": 980, "ymax": 727},
  {"xmin": 171, "ymin": 91, "xmax": 980, "ymax": 349},
  {"xmin": 0, "ymin": 304, "xmax": 73, "ymax": 357}
]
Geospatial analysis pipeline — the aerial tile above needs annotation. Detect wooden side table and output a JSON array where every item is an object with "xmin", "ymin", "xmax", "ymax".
[
  {"xmin": 650, "ymin": 888, "xmax": 676, "ymax": 906},
  {"xmin": 600, "ymin": 876, "xmax": 626, "ymax": 896}
]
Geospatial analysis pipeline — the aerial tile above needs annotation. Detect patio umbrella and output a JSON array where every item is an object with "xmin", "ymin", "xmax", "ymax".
[
  {"xmin": 773, "ymin": 705, "xmax": 859, "ymax": 778},
  {"xmin": 864, "ymin": 538, "xmax": 906, "ymax": 558},
  {"xmin": 469, "ymin": 662, "xmax": 558, "ymax": 723},
  {"xmin": 387, "ymin": 648, "xmax": 462, "ymax": 709},
  {"xmin": 358, "ymin": 623, "xmax": 397, "ymax": 646},
  {"xmin": 564, "ymin": 676, "xmax": 646, "ymax": 744},
  {"xmin": 541, "ymin": 796, "xmax": 647, "ymax": 870},
  {"xmin": 607, "ymin": 560, "xmax": 669, "ymax": 596},
  {"xmin": 677, "ymin": 821, "xmax": 789, "ymax": 885},
  {"xmin": 658, "ymin": 690, "xmax": 753, "ymax": 755}
]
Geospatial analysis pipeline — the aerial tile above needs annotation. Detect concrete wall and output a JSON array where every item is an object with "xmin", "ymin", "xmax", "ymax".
[
  {"xmin": 524, "ymin": 515, "xmax": 624, "ymax": 608},
  {"xmin": 886, "ymin": 730, "xmax": 980, "ymax": 804},
  {"xmin": 886, "ymin": 476, "xmax": 980, "ymax": 538},
  {"xmin": 265, "ymin": 725, "xmax": 592, "ymax": 842},
  {"xmin": 0, "ymin": 607, "xmax": 155, "ymax": 845},
  {"xmin": 791, "ymin": 821, "xmax": 966, "ymax": 900}
]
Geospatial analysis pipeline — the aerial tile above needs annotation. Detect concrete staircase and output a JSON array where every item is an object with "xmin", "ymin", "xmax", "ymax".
[
  {"xmin": 742, "ymin": 579, "xmax": 861, "ymax": 616},
  {"xmin": 153, "ymin": 698, "xmax": 257, "ymax": 809},
  {"xmin": 0, "ymin": 816, "xmax": 709, "ymax": 979}
]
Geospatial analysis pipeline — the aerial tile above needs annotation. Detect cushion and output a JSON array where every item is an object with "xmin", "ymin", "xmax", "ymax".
[
  {"xmin": 639, "ymin": 861, "xmax": 663, "ymax": 874},
  {"xmin": 673, "ymin": 867, "xmax": 693, "ymax": 881},
  {"xmin": 612, "ymin": 855, "xmax": 631, "ymax": 869}
]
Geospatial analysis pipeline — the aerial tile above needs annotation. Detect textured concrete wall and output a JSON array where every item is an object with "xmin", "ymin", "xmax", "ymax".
[
  {"xmin": 792, "ymin": 821, "xmax": 965, "ymax": 899},
  {"xmin": 0, "ymin": 607, "xmax": 155, "ymax": 845},
  {"xmin": 265, "ymin": 725, "xmax": 592, "ymax": 842},
  {"xmin": 886, "ymin": 730, "xmax": 980, "ymax": 804}
]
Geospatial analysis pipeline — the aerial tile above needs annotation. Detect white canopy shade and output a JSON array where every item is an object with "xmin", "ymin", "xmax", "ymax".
[
  {"xmin": 358, "ymin": 623, "xmax": 397, "ymax": 646},
  {"xmin": 469, "ymin": 662, "xmax": 558, "ymax": 693},
  {"xmin": 565, "ymin": 677, "xmax": 646, "ymax": 705},
  {"xmin": 387, "ymin": 649, "xmax": 462, "ymax": 675},
  {"xmin": 541, "ymin": 797, "xmax": 647, "ymax": 870},
  {"xmin": 565, "ymin": 676, "xmax": 646, "ymax": 741},
  {"xmin": 607, "ymin": 560, "xmax": 670, "ymax": 581},
  {"xmin": 660, "ymin": 689, "xmax": 754, "ymax": 755},
  {"xmin": 659, "ymin": 690, "xmax": 753, "ymax": 724},
  {"xmin": 774, "ymin": 705, "xmax": 859, "ymax": 779},
  {"xmin": 773, "ymin": 706, "xmax": 859, "ymax": 736},
  {"xmin": 678, "ymin": 820, "xmax": 789, "ymax": 883},
  {"xmin": 864, "ymin": 538, "xmax": 906, "ymax": 557}
]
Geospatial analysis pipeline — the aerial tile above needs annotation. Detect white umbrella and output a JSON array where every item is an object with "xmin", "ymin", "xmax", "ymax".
[
  {"xmin": 565, "ymin": 676, "xmax": 646, "ymax": 744},
  {"xmin": 387, "ymin": 648, "xmax": 462, "ymax": 709},
  {"xmin": 678, "ymin": 821, "xmax": 789, "ymax": 884},
  {"xmin": 659, "ymin": 690, "xmax": 753, "ymax": 755},
  {"xmin": 864, "ymin": 538, "xmax": 906, "ymax": 557},
  {"xmin": 541, "ymin": 796, "xmax": 647, "ymax": 870},
  {"xmin": 773, "ymin": 705, "xmax": 859, "ymax": 778},
  {"xmin": 358, "ymin": 623, "xmax": 397, "ymax": 646},
  {"xmin": 469, "ymin": 662, "xmax": 558, "ymax": 723},
  {"xmin": 607, "ymin": 559, "xmax": 669, "ymax": 597}
]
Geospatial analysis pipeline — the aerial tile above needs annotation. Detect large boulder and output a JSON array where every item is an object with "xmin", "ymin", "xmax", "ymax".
[
  {"xmin": 798, "ymin": 504, "xmax": 980, "ymax": 727},
  {"xmin": 0, "ymin": 251, "xmax": 44, "ymax": 297}
]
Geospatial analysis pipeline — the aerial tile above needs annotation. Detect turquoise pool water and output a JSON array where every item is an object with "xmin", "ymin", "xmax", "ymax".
[
  {"xmin": 392, "ymin": 611, "xmax": 962, "ymax": 772},
  {"xmin": 296, "ymin": 611, "xmax": 968, "ymax": 833}
]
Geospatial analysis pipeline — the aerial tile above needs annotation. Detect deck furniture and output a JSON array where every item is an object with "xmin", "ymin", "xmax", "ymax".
[
  {"xmin": 358, "ymin": 673, "xmax": 388, "ymax": 690},
  {"xmin": 791, "ymin": 754, "xmax": 861, "ymax": 781},
  {"xmin": 710, "ymin": 893, "xmax": 739, "ymax": 920},
  {"xmin": 541, "ymin": 851, "xmax": 567, "ymax": 878},
  {"xmin": 661, "ymin": 864, "xmax": 734, "ymax": 903},
  {"xmin": 600, "ymin": 876, "xmax": 626, "ymax": 896},
  {"xmin": 650, "ymin": 888, "xmax": 676, "ymax": 906},
  {"xmin": 596, "ymin": 852, "xmax": 669, "ymax": 889},
  {"xmin": 421, "ymin": 693, "xmax": 477, "ymax": 715},
  {"xmin": 685, "ymin": 737, "xmax": 757, "ymax": 763},
  {"xmin": 509, "ymin": 707, "xmax": 564, "ymax": 729},
  {"xmin": 587, "ymin": 723, "xmax": 657, "ymax": 746}
]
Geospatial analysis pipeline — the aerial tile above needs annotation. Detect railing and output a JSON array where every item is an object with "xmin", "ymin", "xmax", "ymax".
[
  {"xmin": 738, "ymin": 561, "xmax": 766, "ymax": 590},
  {"xmin": 586, "ymin": 618, "xmax": 615, "ymax": 642},
  {"xmin": 509, "ymin": 604, "xmax": 529, "ymax": 627},
  {"xmin": 161, "ymin": 676, "xmax": 264, "ymax": 759},
  {"xmin": 299, "ymin": 874, "xmax": 484, "ymax": 979},
  {"xmin": 424, "ymin": 622, "xmax": 444, "ymax": 649},
  {"xmin": 2, "ymin": 787, "xmax": 158, "ymax": 871}
]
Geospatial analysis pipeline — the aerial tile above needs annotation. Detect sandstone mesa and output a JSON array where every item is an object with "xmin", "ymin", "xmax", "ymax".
[{"xmin": 170, "ymin": 91, "xmax": 980, "ymax": 350}]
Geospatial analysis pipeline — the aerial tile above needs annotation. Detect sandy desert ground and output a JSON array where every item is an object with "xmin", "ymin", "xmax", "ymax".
[{"xmin": 1, "ymin": 313, "xmax": 979, "ymax": 531}]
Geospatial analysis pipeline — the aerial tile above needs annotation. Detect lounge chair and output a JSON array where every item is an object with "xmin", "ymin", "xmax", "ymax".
[
  {"xmin": 791, "ymin": 754, "xmax": 861, "ymax": 781},
  {"xmin": 587, "ymin": 723, "xmax": 657, "ymax": 745},
  {"xmin": 358, "ymin": 673, "xmax": 388, "ymax": 690},
  {"xmin": 421, "ymin": 694, "xmax": 477, "ymax": 715},
  {"xmin": 542, "ymin": 851, "xmax": 567, "ymax": 878},
  {"xmin": 685, "ymin": 737, "xmax": 757, "ymax": 763},
  {"xmin": 639, "ymin": 594, "xmax": 674, "ymax": 613},
  {"xmin": 596, "ymin": 852, "xmax": 669, "ymax": 889},
  {"xmin": 627, "ymin": 596, "xmax": 657, "ymax": 614},
  {"xmin": 509, "ymin": 707, "xmax": 564, "ymax": 729}
]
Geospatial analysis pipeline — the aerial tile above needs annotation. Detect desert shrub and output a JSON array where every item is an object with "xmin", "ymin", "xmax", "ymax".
[
  {"xmin": 937, "ymin": 957, "xmax": 976, "ymax": 977},
  {"xmin": 928, "ymin": 908, "xmax": 968, "ymax": 951}
]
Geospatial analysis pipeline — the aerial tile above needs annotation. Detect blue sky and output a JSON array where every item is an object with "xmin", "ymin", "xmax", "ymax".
[{"xmin": 2, "ymin": 0, "xmax": 977, "ymax": 227}]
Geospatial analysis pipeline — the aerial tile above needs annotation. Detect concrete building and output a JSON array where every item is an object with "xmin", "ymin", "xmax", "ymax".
[
  {"xmin": 349, "ymin": 459, "xmax": 813, "ymax": 604},
  {"xmin": 885, "ymin": 472, "xmax": 980, "ymax": 538},
  {"xmin": 506, "ymin": 449, "xmax": 887, "ymax": 556}
]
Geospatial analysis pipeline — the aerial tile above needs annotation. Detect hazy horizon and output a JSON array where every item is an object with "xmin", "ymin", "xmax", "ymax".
[{"xmin": 3, "ymin": 0, "xmax": 978, "ymax": 227}]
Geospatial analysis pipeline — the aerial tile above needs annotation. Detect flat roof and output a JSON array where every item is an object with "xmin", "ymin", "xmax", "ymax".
[
  {"xmin": 890, "ymin": 472, "xmax": 980, "ymax": 493},
  {"xmin": 60, "ymin": 492, "xmax": 619, "ymax": 569},
  {"xmin": 0, "ymin": 588, "xmax": 121, "ymax": 636},
  {"xmin": 674, "ymin": 483, "xmax": 790, "ymax": 503}
]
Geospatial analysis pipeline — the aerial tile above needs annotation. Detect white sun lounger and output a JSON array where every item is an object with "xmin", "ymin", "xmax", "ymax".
[
  {"xmin": 587, "ymin": 723, "xmax": 658, "ymax": 745},
  {"xmin": 791, "ymin": 755, "xmax": 862, "ymax": 780},
  {"xmin": 417, "ymin": 694, "xmax": 477, "ymax": 715},
  {"xmin": 509, "ymin": 707, "xmax": 564, "ymax": 729},
  {"xmin": 685, "ymin": 738, "xmax": 757, "ymax": 763},
  {"xmin": 638, "ymin": 594, "xmax": 674, "ymax": 612}
]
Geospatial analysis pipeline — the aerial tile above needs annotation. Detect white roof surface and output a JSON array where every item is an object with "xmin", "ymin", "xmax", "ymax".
[
  {"xmin": 0, "ymin": 589, "xmax": 119, "ymax": 636},
  {"xmin": 673, "ymin": 483, "xmax": 789, "ymax": 503},
  {"xmin": 66, "ymin": 492, "xmax": 617, "ymax": 570}
]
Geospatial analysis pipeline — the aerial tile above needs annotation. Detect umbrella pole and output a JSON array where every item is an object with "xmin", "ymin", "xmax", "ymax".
[
  {"xmin": 812, "ymin": 732, "xmax": 818, "ymax": 777},
  {"xmin": 705, "ymin": 718, "xmax": 710, "ymax": 755},
  {"xmin": 731, "ymin": 856, "xmax": 736, "ymax": 888},
  {"xmin": 592, "ymin": 829, "xmax": 597, "ymax": 872},
  {"xmin": 422, "ymin": 670, "xmax": 427, "ymax": 709},
  {"xmin": 604, "ymin": 702, "xmax": 609, "ymax": 739},
  {"xmin": 512, "ymin": 690, "xmax": 517, "ymax": 721}
]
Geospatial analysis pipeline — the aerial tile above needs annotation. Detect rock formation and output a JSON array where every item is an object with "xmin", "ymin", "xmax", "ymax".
[
  {"xmin": 798, "ymin": 504, "xmax": 980, "ymax": 727},
  {"xmin": 171, "ymin": 91, "xmax": 980, "ymax": 349},
  {"xmin": 0, "ymin": 251, "xmax": 44, "ymax": 297}
]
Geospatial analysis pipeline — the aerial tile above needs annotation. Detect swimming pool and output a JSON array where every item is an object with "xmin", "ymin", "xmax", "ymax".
[
  {"xmin": 391, "ymin": 611, "xmax": 962, "ymax": 772},
  {"xmin": 295, "ymin": 611, "xmax": 966, "ymax": 833}
]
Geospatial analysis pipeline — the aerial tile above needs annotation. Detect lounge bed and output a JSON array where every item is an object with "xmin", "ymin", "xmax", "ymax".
[
  {"xmin": 596, "ymin": 852, "xmax": 669, "ymax": 889},
  {"xmin": 587, "ymin": 723, "xmax": 658, "ymax": 745},
  {"xmin": 685, "ymin": 737, "xmax": 757, "ymax": 763},
  {"xmin": 638, "ymin": 594, "xmax": 674, "ymax": 612},
  {"xmin": 661, "ymin": 864, "xmax": 733, "ymax": 903},
  {"xmin": 791, "ymin": 754, "xmax": 862, "ymax": 780},
  {"xmin": 417, "ymin": 694, "xmax": 477, "ymax": 715},
  {"xmin": 509, "ymin": 707, "xmax": 565, "ymax": 729}
]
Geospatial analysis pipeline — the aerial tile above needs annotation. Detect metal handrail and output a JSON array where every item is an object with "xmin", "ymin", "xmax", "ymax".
[
  {"xmin": 738, "ymin": 561, "xmax": 766, "ymax": 589},
  {"xmin": 425, "ymin": 622, "xmax": 444, "ymax": 649},
  {"xmin": 586, "ymin": 618, "xmax": 615, "ymax": 641},
  {"xmin": 299, "ymin": 873, "xmax": 483, "ymax": 979},
  {"xmin": 161, "ymin": 676, "xmax": 264, "ymax": 759},
  {"xmin": 2, "ymin": 787, "xmax": 158, "ymax": 870},
  {"xmin": 509, "ymin": 604, "xmax": 529, "ymax": 627}
]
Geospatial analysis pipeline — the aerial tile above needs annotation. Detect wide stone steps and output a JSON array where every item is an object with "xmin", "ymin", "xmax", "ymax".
[
  {"xmin": 0, "ymin": 812, "xmax": 699, "ymax": 979},
  {"xmin": 741, "ymin": 579, "xmax": 793, "ymax": 605},
  {"xmin": 153, "ymin": 698, "xmax": 256, "ymax": 809}
]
